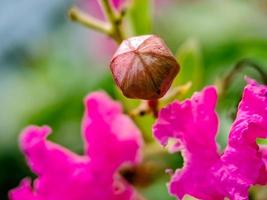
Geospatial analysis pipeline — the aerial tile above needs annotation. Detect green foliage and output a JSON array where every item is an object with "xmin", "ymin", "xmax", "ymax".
[
  {"xmin": 174, "ymin": 38, "xmax": 204, "ymax": 97},
  {"xmin": 127, "ymin": 0, "xmax": 152, "ymax": 35},
  {"xmin": 114, "ymin": 87, "xmax": 155, "ymax": 142},
  {"xmin": 141, "ymin": 176, "xmax": 175, "ymax": 200},
  {"xmin": 2, "ymin": 0, "xmax": 267, "ymax": 199}
]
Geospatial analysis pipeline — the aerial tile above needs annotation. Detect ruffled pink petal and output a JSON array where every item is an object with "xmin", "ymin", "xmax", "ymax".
[
  {"xmin": 10, "ymin": 91, "xmax": 143, "ymax": 200},
  {"xmin": 112, "ymin": 0, "xmax": 123, "ymax": 9},
  {"xmin": 9, "ymin": 179, "xmax": 40, "ymax": 200},
  {"xmin": 211, "ymin": 78, "xmax": 267, "ymax": 200},
  {"xmin": 153, "ymin": 79, "xmax": 267, "ymax": 200},
  {"xmin": 153, "ymin": 87, "xmax": 220, "ymax": 199},
  {"xmin": 19, "ymin": 125, "xmax": 85, "ymax": 176},
  {"xmin": 82, "ymin": 92, "xmax": 143, "ymax": 170}
]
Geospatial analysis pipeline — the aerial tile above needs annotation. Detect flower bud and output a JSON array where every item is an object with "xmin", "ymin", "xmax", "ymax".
[{"xmin": 110, "ymin": 35, "xmax": 180, "ymax": 100}]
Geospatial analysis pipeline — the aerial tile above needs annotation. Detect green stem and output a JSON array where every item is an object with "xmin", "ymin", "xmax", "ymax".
[
  {"xmin": 68, "ymin": 7, "xmax": 111, "ymax": 35},
  {"xmin": 219, "ymin": 59, "xmax": 267, "ymax": 97},
  {"xmin": 98, "ymin": 0, "xmax": 125, "ymax": 43},
  {"xmin": 68, "ymin": 1, "xmax": 125, "ymax": 44}
]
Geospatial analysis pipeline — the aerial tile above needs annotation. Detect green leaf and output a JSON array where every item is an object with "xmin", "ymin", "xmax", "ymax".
[
  {"xmin": 127, "ymin": 0, "xmax": 152, "ymax": 35},
  {"xmin": 114, "ymin": 86, "xmax": 155, "ymax": 142},
  {"xmin": 140, "ymin": 176, "xmax": 175, "ymax": 200},
  {"xmin": 174, "ymin": 38, "xmax": 204, "ymax": 97}
]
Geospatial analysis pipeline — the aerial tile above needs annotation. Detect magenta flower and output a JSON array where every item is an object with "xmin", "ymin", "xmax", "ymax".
[
  {"xmin": 153, "ymin": 78, "xmax": 267, "ymax": 200},
  {"xmin": 9, "ymin": 92, "xmax": 143, "ymax": 200}
]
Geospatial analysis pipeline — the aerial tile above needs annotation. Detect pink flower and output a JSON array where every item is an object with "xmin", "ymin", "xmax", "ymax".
[
  {"xmin": 9, "ymin": 92, "xmax": 143, "ymax": 200},
  {"xmin": 153, "ymin": 78, "xmax": 267, "ymax": 200}
]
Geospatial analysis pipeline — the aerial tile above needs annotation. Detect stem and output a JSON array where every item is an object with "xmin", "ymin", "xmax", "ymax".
[
  {"xmin": 68, "ymin": 7, "xmax": 111, "ymax": 35},
  {"xmin": 129, "ymin": 100, "xmax": 149, "ymax": 117},
  {"xmin": 68, "ymin": 1, "xmax": 125, "ymax": 44},
  {"xmin": 99, "ymin": 0, "xmax": 117, "ymax": 23},
  {"xmin": 129, "ymin": 100, "xmax": 158, "ymax": 118},
  {"xmin": 129, "ymin": 83, "xmax": 192, "ymax": 118},
  {"xmin": 148, "ymin": 99, "xmax": 159, "ymax": 118},
  {"xmin": 219, "ymin": 59, "xmax": 267, "ymax": 96},
  {"xmin": 160, "ymin": 82, "xmax": 192, "ymax": 105},
  {"xmin": 98, "ymin": 0, "xmax": 125, "ymax": 43},
  {"xmin": 119, "ymin": 143, "xmax": 175, "ymax": 188}
]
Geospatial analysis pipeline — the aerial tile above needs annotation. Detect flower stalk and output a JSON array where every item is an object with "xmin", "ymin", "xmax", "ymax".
[
  {"xmin": 219, "ymin": 58, "xmax": 267, "ymax": 96},
  {"xmin": 68, "ymin": 8, "xmax": 111, "ymax": 35},
  {"xmin": 129, "ymin": 100, "xmax": 159, "ymax": 118},
  {"xmin": 68, "ymin": 0, "xmax": 125, "ymax": 44},
  {"xmin": 98, "ymin": 0, "xmax": 125, "ymax": 43}
]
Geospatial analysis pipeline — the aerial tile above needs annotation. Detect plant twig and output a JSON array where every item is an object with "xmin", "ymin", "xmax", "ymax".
[
  {"xmin": 219, "ymin": 59, "xmax": 267, "ymax": 97},
  {"xmin": 160, "ymin": 82, "xmax": 192, "ymax": 105},
  {"xmin": 129, "ymin": 100, "xmax": 158, "ymax": 118},
  {"xmin": 68, "ymin": 0, "xmax": 125, "ymax": 44},
  {"xmin": 98, "ymin": 0, "xmax": 125, "ymax": 43},
  {"xmin": 129, "ymin": 83, "xmax": 192, "ymax": 118},
  {"xmin": 68, "ymin": 7, "xmax": 111, "ymax": 35}
]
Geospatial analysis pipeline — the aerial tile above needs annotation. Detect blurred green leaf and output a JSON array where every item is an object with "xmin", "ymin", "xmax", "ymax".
[
  {"xmin": 134, "ymin": 114, "xmax": 155, "ymax": 143},
  {"xmin": 114, "ymin": 87, "xmax": 155, "ymax": 142},
  {"xmin": 127, "ymin": 0, "xmax": 152, "ymax": 35},
  {"xmin": 257, "ymin": 138, "xmax": 267, "ymax": 145},
  {"xmin": 183, "ymin": 195, "xmax": 199, "ymax": 200},
  {"xmin": 114, "ymin": 87, "xmax": 140, "ymax": 111},
  {"xmin": 174, "ymin": 38, "xmax": 203, "ymax": 97},
  {"xmin": 140, "ymin": 176, "xmax": 175, "ymax": 200}
]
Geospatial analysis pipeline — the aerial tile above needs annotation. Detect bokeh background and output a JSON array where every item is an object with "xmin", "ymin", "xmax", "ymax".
[{"xmin": 1, "ymin": 0, "xmax": 267, "ymax": 199}]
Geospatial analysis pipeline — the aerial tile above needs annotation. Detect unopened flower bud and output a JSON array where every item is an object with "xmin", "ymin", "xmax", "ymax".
[{"xmin": 110, "ymin": 35, "xmax": 180, "ymax": 100}]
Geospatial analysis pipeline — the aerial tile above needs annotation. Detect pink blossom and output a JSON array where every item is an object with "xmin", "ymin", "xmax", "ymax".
[
  {"xmin": 153, "ymin": 78, "xmax": 267, "ymax": 200},
  {"xmin": 9, "ymin": 92, "xmax": 143, "ymax": 200}
]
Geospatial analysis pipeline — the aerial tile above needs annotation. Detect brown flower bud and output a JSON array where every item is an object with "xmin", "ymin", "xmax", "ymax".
[{"xmin": 110, "ymin": 35, "xmax": 180, "ymax": 100}]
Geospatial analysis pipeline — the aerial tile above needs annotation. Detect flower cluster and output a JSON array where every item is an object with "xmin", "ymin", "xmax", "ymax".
[
  {"xmin": 9, "ymin": 92, "xmax": 143, "ymax": 200},
  {"xmin": 10, "ymin": 78, "xmax": 267, "ymax": 200},
  {"xmin": 153, "ymin": 78, "xmax": 267, "ymax": 200}
]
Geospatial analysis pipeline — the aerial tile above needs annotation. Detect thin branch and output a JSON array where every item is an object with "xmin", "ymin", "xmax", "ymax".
[
  {"xmin": 219, "ymin": 59, "xmax": 267, "ymax": 97},
  {"xmin": 68, "ymin": 2, "xmax": 125, "ymax": 44},
  {"xmin": 68, "ymin": 7, "xmax": 111, "ymax": 35},
  {"xmin": 98, "ymin": 0, "xmax": 125, "ymax": 43},
  {"xmin": 129, "ymin": 100, "xmax": 159, "ymax": 118},
  {"xmin": 160, "ymin": 82, "xmax": 192, "ymax": 105},
  {"xmin": 98, "ymin": 0, "xmax": 117, "ymax": 23}
]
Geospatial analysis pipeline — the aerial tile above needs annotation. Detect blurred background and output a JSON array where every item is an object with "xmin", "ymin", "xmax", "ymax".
[{"xmin": 1, "ymin": 0, "xmax": 267, "ymax": 199}]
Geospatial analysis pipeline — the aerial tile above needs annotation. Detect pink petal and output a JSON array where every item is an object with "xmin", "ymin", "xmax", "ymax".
[
  {"xmin": 112, "ymin": 0, "xmax": 123, "ymax": 9},
  {"xmin": 9, "ymin": 179, "xmax": 39, "ymax": 200},
  {"xmin": 19, "ymin": 125, "xmax": 84, "ymax": 176},
  {"xmin": 10, "ymin": 91, "xmax": 143, "ymax": 200},
  {"xmin": 211, "ymin": 79, "xmax": 267, "ymax": 199},
  {"xmin": 153, "ymin": 87, "xmax": 220, "ymax": 199},
  {"xmin": 82, "ymin": 92, "xmax": 143, "ymax": 170},
  {"xmin": 153, "ymin": 79, "xmax": 267, "ymax": 200}
]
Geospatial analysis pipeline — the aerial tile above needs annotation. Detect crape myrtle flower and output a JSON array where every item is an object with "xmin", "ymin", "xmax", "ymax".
[
  {"xmin": 153, "ymin": 78, "xmax": 267, "ymax": 200},
  {"xmin": 9, "ymin": 92, "xmax": 143, "ymax": 200}
]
